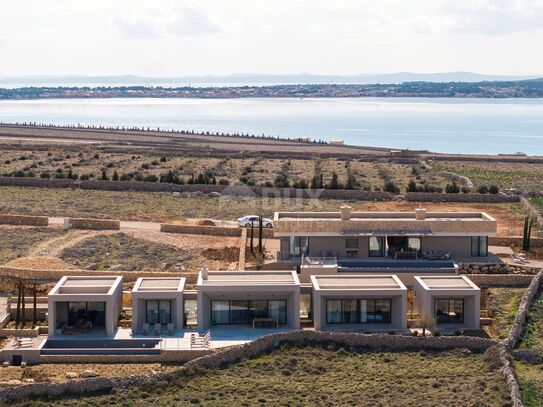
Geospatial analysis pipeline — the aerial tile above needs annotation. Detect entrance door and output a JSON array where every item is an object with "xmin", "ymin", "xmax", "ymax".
[
  {"xmin": 12, "ymin": 355, "xmax": 22, "ymax": 366},
  {"xmin": 387, "ymin": 236, "xmax": 408, "ymax": 257}
]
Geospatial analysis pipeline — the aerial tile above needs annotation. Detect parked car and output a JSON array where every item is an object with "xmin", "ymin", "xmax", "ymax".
[{"xmin": 237, "ymin": 215, "xmax": 273, "ymax": 228}]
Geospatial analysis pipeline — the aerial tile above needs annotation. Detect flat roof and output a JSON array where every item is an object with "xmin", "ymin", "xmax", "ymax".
[
  {"xmin": 273, "ymin": 209, "xmax": 497, "ymax": 237},
  {"xmin": 312, "ymin": 275, "xmax": 406, "ymax": 291},
  {"xmin": 199, "ymin": 270, "xmax": 299, "ymax": 286},
  {"xmin": 49, "ymin": 276, "xmax": 123, "ymax": 295},
  {"xmin": 133, "ymin": 277, "xmax": 185, "ymax": 292},
  {"xmin": 415, "ymin": 275, "xmax": 479, "ymax": 291}
]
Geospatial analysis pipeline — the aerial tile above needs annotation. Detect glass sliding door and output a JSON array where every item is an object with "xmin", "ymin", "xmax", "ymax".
[
  {"xmin": 471, "ymin": 236, "xmax": 488, "ymax": 257},
  {"xmin": 369, "ymin": 236, "xmax": 384, "ymax": 257},
  {"xmin": 146, "ymin": 300, "xmax": 171, "ymax": 325},
  {"xmin": 290, "ymin": 236, "xmax": 309, "ymax": 257},
  {"xmin": 211, "ymin": 300, "xmax": 230, "ymax": 324},
  {"xmin": 435, "ymin": 298, "xmax": 464, "ymax": 323},
  {"xmin": 407, "ymin": 237, "xmax": 421, "ymax": 256},
  {"xmin": 327, "ymin": 299, "xmax": 391, "ymax": 324},
  {"xmin": 211, "ymin": 300, "xmax": 288, "ymax": 325},
  {"xmin": 269, "ymin": 300, "xmax": 287, "ymax": 324},
  {"xmin": 68, "ymin": 301, "xmax": 105, "ymax": 327},
  {"xmin": 326, "ymin": 300, "xmax": 342, "ymax": 324}
]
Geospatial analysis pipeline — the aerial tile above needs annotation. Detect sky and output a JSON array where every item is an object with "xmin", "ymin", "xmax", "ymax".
[{"xmin": 1, "ymin": 0, "xmax": 543, "ymax": 77}]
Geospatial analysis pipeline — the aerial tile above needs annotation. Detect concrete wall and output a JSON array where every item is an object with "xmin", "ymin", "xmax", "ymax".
[
  {"xmin": 421, "ymin": 236, "xmax": 472, "ymax": 257},
  {"xmin": 307, "ymin": 236, "xmax": 370, "ymax": 258}
]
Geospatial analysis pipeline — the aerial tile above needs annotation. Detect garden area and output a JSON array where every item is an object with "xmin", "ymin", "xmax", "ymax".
[{"xmin": 25, "ymin": 345, "xmax": 512, "ymax": 406}]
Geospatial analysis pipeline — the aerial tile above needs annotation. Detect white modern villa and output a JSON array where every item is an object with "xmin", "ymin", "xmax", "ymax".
[{"xmin": 3, "ymin": 207, "xmax": 493, "ymax": 365}]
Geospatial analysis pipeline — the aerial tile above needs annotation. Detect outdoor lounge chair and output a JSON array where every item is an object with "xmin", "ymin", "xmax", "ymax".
[
  {"xmin": 15, "ymin": 337, "xmax": 33, "ymax": 348},
  {"xmin": 153, "ymin": 323, "xmax": 161, "ymax": 335},
  {"xmin": 142, "ymin": 323, "xmax": 150, "ymax": 335},
  {"xmin": 167, "ymin": 323, "xmax": 174, "ymax": 335},
  {"xmin": 190, "ymin": 331, "xmax": 212, "ymax": 349}
]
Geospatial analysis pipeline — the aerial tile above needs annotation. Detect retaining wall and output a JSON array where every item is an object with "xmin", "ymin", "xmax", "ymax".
[
  {"xmin": 0, "ymin": 214, "xmax": 48, "ymax": 226},
  {"xmin": 466, "ymin": 274, "xmax": 535, "ymax": 287},
  {"xmin": 502, "ymin": 268, "xmax": 543, "ymax": 350},
  {"xmin": 458, "ymin": 263, "xmax": 538, "ymax": 275},
  {"xmin": 67, "ymin": 218, "xmax": 120, "ymax": 230}
]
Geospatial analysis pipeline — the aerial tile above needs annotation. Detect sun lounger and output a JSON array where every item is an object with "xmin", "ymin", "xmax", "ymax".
[
  {"xmin": 167, "ymin": 323, "xmax": 174, "ymax": 335},
  {"xmin": 153, "ymin": 323, "xmax": 161, "ymax": 335},
  {"xmin": 142, "ymin": 323, "xmax": 150, "ymax": 335},
  {"xmin": 190, "ymin": 331, "xmax": 212, "ymax": 349}
]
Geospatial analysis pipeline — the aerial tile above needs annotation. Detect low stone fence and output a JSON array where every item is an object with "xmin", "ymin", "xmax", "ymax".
[
  {"xmin": 67, "ymin": 217, "xmax": 120, "ymax": 230},
  {"xmin": 520, "ymin": 196, "xmax": 543, "ymax": 231},
  {"xmin": 458, "ymin": 262, "xmax": 538, "ymax": 275},
  {"xmin": 498, "ymin": 344, "xmax": 524, "ymax": 407},
  {"xmin": 160, "ymin": 223, "xmax": 242, "ymax": 237},
  {"xmin": 502, "ymin": 268, "xmax": 543, "ymax": 350},
  {"xmin": 0, "ymin": 214, "xmax": 48, "ymax": 226},
  {"xmin": 406, "ymin": 192, "xmax": 520, "ymax": 203},
  {"xmin": 467, "ymin": 274, "xmax": 535, "ymax": 287}
]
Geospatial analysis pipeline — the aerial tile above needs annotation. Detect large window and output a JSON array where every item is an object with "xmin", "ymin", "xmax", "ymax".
[
  {"xmin": 369, "ymin": 236, "xmax": 384, "ymax": 257},
  {"xmin": 289, "ymin": 236, "xmax": 309, "ymax": 257},
  {"xmin": 471, "ymin": 236, "xmax": 488, "ymax": 257},
  {"xmin": 325, "ymin": 299, "xmax": 391, "ymax": 324},
  {"xmin": 407, "ymin": 237, "xmax": 421, "ymax": 255},
  {"xmin": 345, "ymin": 238, "xmax": 359, "ymax": 258},
  {"xmin": 146, "ymin": 300, "xmax": 172, "ymax": 325},
  {"xmin": 68, "ymin": 301, "xmax": 105, "ymax": 327},
  {"xmin": 435, "ymin": 298, "xmax": 464, "ymax": 323},
  {"xmin": 211, "ymin": 300, "xmax": 287, "ymax": 325}
]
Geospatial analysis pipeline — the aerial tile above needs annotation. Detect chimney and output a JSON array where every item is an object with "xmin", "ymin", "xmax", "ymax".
[
  {"xmin": 201, "ymin": 266, "xmax": 209, "ymax": 280},
  {"xmin": 340, "ymin": 205, "xmax": 352, "ymax": 221},
  {"xmin": 415, "ymin": 207, "xmax": 426, "ymax": 220}
]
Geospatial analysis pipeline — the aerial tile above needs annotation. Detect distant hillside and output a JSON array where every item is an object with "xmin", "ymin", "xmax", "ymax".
[
  {"xmin": 1, "ymin": 78, "xmax": 543, "ymax": 99},
  {"xmin": 0, "ymin": 72, "xmax": 542, "ymax": 86}
]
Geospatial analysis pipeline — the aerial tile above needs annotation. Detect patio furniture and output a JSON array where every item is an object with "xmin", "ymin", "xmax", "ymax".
[
  {"xmin": 62, "ymin": 325, "xmax": 76, "ymax": 335},
  {"xmin": 252, "ymin": 317, "xmax": 279, "ymax": 328},
  {"xmin": 78, "ymin": 321, "xmax": 92, "ymax": 333},
  {"xmin": 167, "ymin": 323, "xmax": 174, "ymax": 335},
  {"xmin": 142, "ymin": 323, "xmax": 150, "ymax": 335},
  {"xmin": 15, "ymin": 337, "xmax": 33, "ymax": 348},
  {"xmin": 153, "ymin": 323, "xmax": 161, "ymax": 335},
  {"xmin": 190, "ymin": 331, "xmax": 212, "ymax": 349}
]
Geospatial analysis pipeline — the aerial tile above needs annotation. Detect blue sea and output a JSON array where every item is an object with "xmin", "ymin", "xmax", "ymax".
[{"xmin": 1, "ymin": 97, "xmax": 542, "ymax": 155}]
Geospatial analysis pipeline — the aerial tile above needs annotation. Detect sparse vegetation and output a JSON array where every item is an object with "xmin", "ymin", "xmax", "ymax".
[{"xmin": 22, "ymin": 345, "xmax": 511, "ymax": 406}]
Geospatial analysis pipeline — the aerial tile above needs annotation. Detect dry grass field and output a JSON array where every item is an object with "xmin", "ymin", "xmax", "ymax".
[
  {"xmin": 18, "ymin": 345, "xmax": 511, "ymax": 407},
  {"xmin": 483, "ymin": 287, "xmax": 526, "ymax": 340},
  {"xmin": 0, "ymin": 226, "xmax": 66, "ymax": 265}
]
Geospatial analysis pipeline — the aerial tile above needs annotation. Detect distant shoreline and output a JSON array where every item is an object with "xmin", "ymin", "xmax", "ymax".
[{"xmin": 1, "ymin": 79, "xmax": 543, "ymax": 100}]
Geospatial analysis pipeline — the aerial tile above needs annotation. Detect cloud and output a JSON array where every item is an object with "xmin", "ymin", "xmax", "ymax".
[
  {"xmin": 114, "ymin": 16, "xmax": 158, "ymax": 39},
  {"xmin": 437, "ymin": 0, "xmax": 543, "ymax": 35},
  {"xmin": 168, "ymin": 5, "xmax": 222, "ymax": 37}
]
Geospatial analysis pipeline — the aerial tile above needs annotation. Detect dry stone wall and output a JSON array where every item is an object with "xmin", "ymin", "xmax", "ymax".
[
  {"xmin": 406, "ymin": 192, "xmax": 519, "ymax": 203},
  {"xmin": 0, "ymin": 214, "xmax": 48, "ymax": 226},
  {"xmin": 68, "ymin": 218, "xmax": 120, "ymax": 230},
  {"xmin": 161, "ymin": 224, "xmax": 242, "ymax": 237}
]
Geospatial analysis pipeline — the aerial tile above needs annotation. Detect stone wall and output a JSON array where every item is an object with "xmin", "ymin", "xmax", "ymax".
[
  {"xmin": 68, "ymin": 217, "xmax": 120, "ymax": 230},
  {"xmin": 502, "ymin": 268, "xmax": 543, "ymax": 350},
  {"xmin": 458, "ymin": 263, "xmax": 538, "ymax": 275},
  {"xmin": 0, "ymin": 326, "xmax": 40, "ymax": 338},
  {"xmin": 406, "ymin": 192, "xmax": 519, "ymax": 203},
  {"xmin": 0, "ymin": 214, "xmax": 48, "ymax": 226},
  {"xmin": 466, "ymin": 274, "xmax": 535, "ymax": 287},
  {"xmin": 160, "ymin": 224, "xmax": 242, "ymax": 237},
  {"xmin": 489, "ymin": 236, "xmax": 543, "ymax": 248},
  {"xmin": 520, "ymin": 196, "xmax": 543, "ymax": 231}
]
